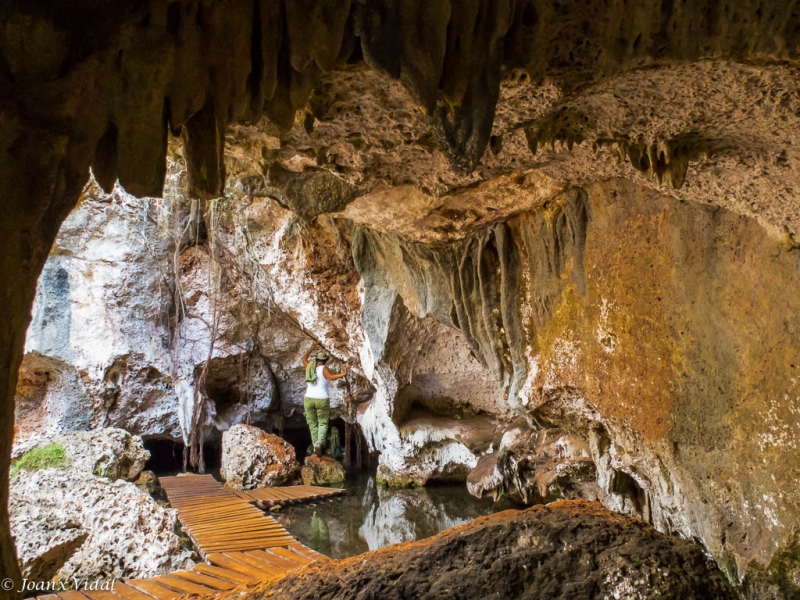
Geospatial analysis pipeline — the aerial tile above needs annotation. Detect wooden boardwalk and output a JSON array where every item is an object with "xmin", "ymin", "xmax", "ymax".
[
  {"xmin": 236, "ymin": 484, "xmax": 344, "ymax": 508},
  {"xmin": 30, "ymin": 475, "xmax": 335, "ymax": 600},
  {"xmin": 159, "ymin": 475, "xmax": 298, "ymax": 557}
]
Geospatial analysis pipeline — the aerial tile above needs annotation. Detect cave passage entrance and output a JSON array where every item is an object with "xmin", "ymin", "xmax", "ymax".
[{"xmin": 142, "ymin": 437, "xmax": 221, "ymax": 477}]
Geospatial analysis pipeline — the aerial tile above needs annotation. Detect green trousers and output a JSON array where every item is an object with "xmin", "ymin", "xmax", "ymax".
[{"xmin": 304, "ymin": 396, "xmax": 330, "ymax": 447}]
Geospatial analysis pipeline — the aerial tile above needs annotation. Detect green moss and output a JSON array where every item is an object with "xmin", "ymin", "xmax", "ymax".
[{"xmin": 11, "ymin": 442, "xmax": 69, "ymax": 477}]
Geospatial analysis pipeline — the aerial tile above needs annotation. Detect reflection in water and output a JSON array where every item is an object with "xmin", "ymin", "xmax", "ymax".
[{"xmin": 274, "ymin": 473, "xmax": 499, "ymax": 559}]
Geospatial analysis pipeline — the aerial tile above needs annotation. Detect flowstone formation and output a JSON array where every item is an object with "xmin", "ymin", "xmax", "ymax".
[{"xmin": 5, "ymin": 1, "xmax": 800, "ymax": 597}]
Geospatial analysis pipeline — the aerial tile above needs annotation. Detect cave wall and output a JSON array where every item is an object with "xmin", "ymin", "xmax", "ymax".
[
  {"xmin": 349, "ymin": 178, "xmax": 800, "ymax": 584},
  {"xmin": 519, "ymin": 179, "xmax": 800, "ymax": 581},
  {"xmin": 14, "ymin": 174, "xmax": 317, "ymax": 455}
]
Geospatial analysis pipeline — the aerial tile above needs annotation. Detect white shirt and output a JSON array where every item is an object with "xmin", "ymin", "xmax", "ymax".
[{"xmin": 305, "ymin": 364, "xmax": 330, "ymax": 399}]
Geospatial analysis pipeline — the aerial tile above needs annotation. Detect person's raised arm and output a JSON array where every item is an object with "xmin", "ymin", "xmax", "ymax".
[
  {"xmin": 302, "ymin": 345, "xmax": 315, "ymax": 368},
  {"xmin": 323, "ymin": 361, "xmax": 348, "ymax": 380}
]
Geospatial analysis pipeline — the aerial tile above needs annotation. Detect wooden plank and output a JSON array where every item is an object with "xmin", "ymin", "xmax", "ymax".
[
  {"xmin": 174, "ymin": 501, "xmax": 250, "ymax": 512},
  {"xmin": 82, "ymin": 591, "xmax": 123, "ymax": 600},
  {"xmin": 186, "ymin": 517, "xmax": 284, "ymax": 531},
  {"xmin": 187, "ymin": 512, "xmax": 272, "ymax": 523},
  {"xmin": 201, "ymin": 542, "xmax": 297, "ymax": 553},
  {"xmin": 192, "ymin": 535, "xmax": 297, "ymax": 548},
  {"xmin": 195, "ymin": 541, "xmax": 296, "ymax": 551},
  {"xmin": 187, "ymin": 523, "xmax": 287, "ymax": 535},
  {"xmin": 206, "ymin": 553, "xmax": 277, "ymax": 579},
  {"xmin": 268, "ymin": 489, "xmax": 302, "ymax": 502},
  {"xmin": 125, "ymin": 580, "xmax": 180, "ymax": 600},
  {"xmin": 269, "ymin": 547, "xmax": 313, "ymax": 565},
  {"xmin": 57, "ymin": 592, "xmax": 91, "ymax": 600},
  {"xmin": 106, "ymin": 583, "xmax": 154, "ymax": 600},
  {"xmin": 176, "ymin": 506, "xmax": 258, "ymax": 520},
  {"xmin": 247, "ymin": 550, "xmax": 298, "ymax": 571},
  {"xmin": 289, "ymin": 543, "xmax": 326, "ymax": 561},
  {"xmin": 169, "ymin": 571, "xmax": 236, "ymax": 591},
  {"xmin": 201, "ymin": 535, "xmax": 297, "ymax": 548},
  {"xmin": 231, "ymin": 551, "xmax": 289, "ymax": 572},
  {"xmin": 150, "ymin": 576, "xmax": 215, "ymax": 596},
  {"xmin": 190, "ymin": 524, "xmax": 291, "ymax": 537},
  {"xmin": 192, "ymin": 564, "xmax": 257, "ymax": 586},
  {"xmin": 35, "ymin": 595, "xmax": 61, "ymax": 600},
  {"xmin": 194, "ymin": 528, "xmax": 290, "ymax": 541},
  {"xmin": 280, "ymin": 488, "xmax": 317, "ymax": 499}
]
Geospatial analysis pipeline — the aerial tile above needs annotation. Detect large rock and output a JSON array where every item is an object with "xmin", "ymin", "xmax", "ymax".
[
  {"xmin": 238, "ymin": 501, "xmax": 737, "ymax": 600},
  {"xmin": 221, "ymin": 424, "xmax": 298, "ymax": 490},
  {"xmin": 10, "ymin": 468, "xmax": 193, "ymax": 582},
  {"xmin": 55, "ymin": 428, "xmax": 150, "ymax": 481},
  {"xmin": 301, "ymin": 456, "xmax": 346, "ymax": 487}
]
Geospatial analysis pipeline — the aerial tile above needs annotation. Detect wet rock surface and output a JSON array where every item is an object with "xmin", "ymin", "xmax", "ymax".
[
  {"xmin": 301, "ymin": 456, "xmax": 346, "ymax": 487},
  {"xmin": 221, "ymin": 424, "xmax": 298, "ymax": 490},
  {"xmin": 10, "ymin": 468, "xmax": 193, "ymax": 583},
  {"xmin": 237, "ymin": 500, "xmax": 738, "ymax": 600}
]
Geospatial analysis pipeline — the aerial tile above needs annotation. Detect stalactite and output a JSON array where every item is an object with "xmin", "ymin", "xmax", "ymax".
[{"xmin": 516, "ymin": 188, "xmax": 591, "ymax": 330}]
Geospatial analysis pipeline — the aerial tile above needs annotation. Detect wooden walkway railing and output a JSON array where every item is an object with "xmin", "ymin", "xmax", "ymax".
[{"xmin": 30, "ymin": 475, "xmax": 336, "ymax": 600}]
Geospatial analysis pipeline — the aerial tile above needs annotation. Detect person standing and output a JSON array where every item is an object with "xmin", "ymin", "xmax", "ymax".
[{"xmin": 302, "ymin": 345, "xmax": 348, "ymax": 457}]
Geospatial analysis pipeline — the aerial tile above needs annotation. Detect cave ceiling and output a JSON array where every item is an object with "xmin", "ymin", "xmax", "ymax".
[{"xmin": 3, "ymin": 0, "xmax": 800, "ymax": 244}]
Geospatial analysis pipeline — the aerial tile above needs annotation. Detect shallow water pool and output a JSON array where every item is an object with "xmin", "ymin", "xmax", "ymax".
[{"xmin": 273, "ymin": 472, "xmax": 503, "ymax": 559}]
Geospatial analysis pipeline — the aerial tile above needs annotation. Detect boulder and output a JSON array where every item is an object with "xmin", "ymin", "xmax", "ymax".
[
  {"xmin": 16, "ymin": 428, "xmax": 150, "ymax": 481},
  {"xmin": 237, "ymin": 501, "xmax": 737, "ymax": 600},
  {"xmin": 10, "ymin": 468, "xmax": 193, "ymax": 582},
  {"xmin": 301, "ymin": 456, "xmax": 346, "ymax": 486},
  {"xmin": 220, "ymin": 424, "xmax": 298, "ymax": 490},
  {"xmin": 135, "ymin": 470, "xmax": 159, "ymax": 494}
]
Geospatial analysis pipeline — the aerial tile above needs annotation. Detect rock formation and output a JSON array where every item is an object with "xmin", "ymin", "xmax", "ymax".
[
  {"xmin": 40, "ymin": 428, "xmax": 150, "ymax": 481},
  {"xmin": 4, "ymin": 1, "xmax": 800, "ymax": 597},
  {"xmin": 10, "ymin": 468, "xmax": 193, "ymax": 583},
  {"xmin": 301, "ymin": 456, "xmax": 346, "ymax": 487},
  {"xmin": 220, "ymin": 424, "xmax": 298, "ymax": 490},
  {"xmin": 233, "ymin": 500, "xmax": 739, "ymax": 600}
]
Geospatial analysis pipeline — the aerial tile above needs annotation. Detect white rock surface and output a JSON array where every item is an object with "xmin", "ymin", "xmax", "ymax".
[
  {"xmin": 52, "ymin": 427, "xmax": 150, "ymax": 481},
  {"xmin": 15, "ymin": 184, "xmax": 291, "ymax": 457},
  {"xmin": 220, "ymin": 424, "xmax": 299, "ymax": 490},
  {"xmin": 10, "ymin": 468, "xmax": 193, "ymax": 582}
]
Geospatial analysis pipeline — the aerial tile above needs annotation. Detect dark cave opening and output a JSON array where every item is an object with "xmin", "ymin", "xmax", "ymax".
[
  {"xmin": 142, "ymin": 437, "xmax": 221, "ymax": 477},
  {"xmin": 611, "ymin": 469, "xmax": 649, "ymax": 521}
]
